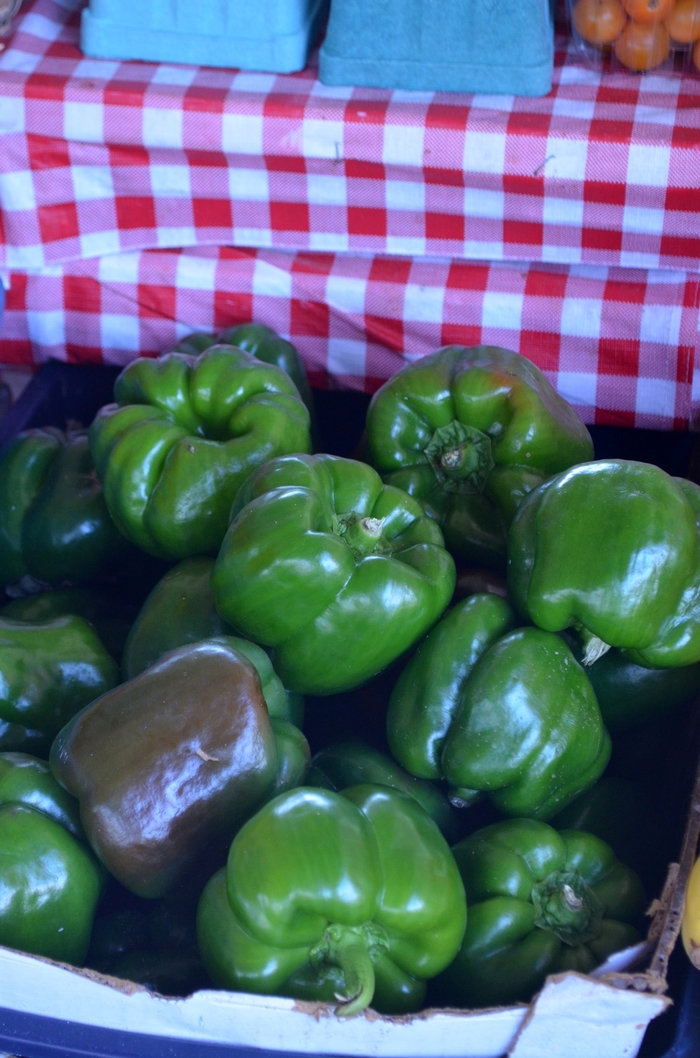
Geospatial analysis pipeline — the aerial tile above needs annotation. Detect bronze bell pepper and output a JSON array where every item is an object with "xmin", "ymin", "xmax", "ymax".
[{"xmin": 50, "ymin": 640, "xmax": 279, "ymax": 899}]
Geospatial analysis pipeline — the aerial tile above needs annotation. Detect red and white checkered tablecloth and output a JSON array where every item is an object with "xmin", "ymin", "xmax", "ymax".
[
  {"xmin": 1, "ymin": 246, "xmax": 698, "ymax": 430},
  {"xmin": 1, "ymin": 0, "xmax": 700, "ymax": 273}
]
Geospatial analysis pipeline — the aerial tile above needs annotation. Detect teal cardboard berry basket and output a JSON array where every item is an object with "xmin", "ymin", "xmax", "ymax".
[
  {"xmin": 81, "ymin": 0, "xmax": 329, "ymax": 74},
  {"xmin": 319, "ymin": 0, "xmax": 554, "ymax": 95}
]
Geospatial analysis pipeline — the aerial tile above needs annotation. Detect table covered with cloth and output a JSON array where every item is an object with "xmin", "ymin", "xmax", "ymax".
[{"xmin": 0, "ymin": 0, "xmax": 699, "ymax": 429}]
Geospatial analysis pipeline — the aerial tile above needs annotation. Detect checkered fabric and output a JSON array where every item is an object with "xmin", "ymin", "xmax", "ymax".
[
  {"xmin": 1, "ymin": 246, "xmax": 698, "ymax": 430},
  {"xmin": 1, "ymin": 0, "xmax": 700, "ymax": 272}
]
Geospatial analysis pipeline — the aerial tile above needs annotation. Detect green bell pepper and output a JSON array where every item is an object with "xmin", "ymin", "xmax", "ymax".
[
  {"xmin": 0, "ymin": 803, "xmax": 102, "ymax": 965},
  {"xmin": 0, "ymin": 615, "xmax": 119, "ymax": 755},
  {"xmin": 196, "ymin": 784, "xmax": 467, "ymax": 1015},
  {"xmin": 388, "ymin": 593, "xmax": 516, "ymax": 781},
  {"xmin": 89, "ymin": 346, "xmax": 312, "ymax": 561},
  {"xmin": 0, "ymin": 428, "xmax": 130, "ymax": 588},
  {"xmin": 219, "ymin": 324, "xmax": 317, "ymax": 434},
  {"xmin": 366, "ymin": 346, "xmax": 593, "ymax": 569},
  {"xmin": 1, "ymin": 587, "xmax": 135, "ymax": 664},
  {"xmin": 51, "ymin": 639, "xmax": 280, "ymax": 898},
  {"xmin": 308, "ymin": 741, "xmax": 457, "ymax": 841},
  {"xmin": 174, "ymin": 324, "xmax": 316, "ymax": 431},
  {"xmin": 579, "ymin": 641, "xmax": 700, "ymax": 733},
  {"xmin": 212, "ymin": 454, "xmax": 456, "ymax": 695},
  {"xmin": 271, "ymin": 718, "xmax": 311, "ymax": 794},
  {"xmin": 121, "ymin": 558, "xmax": 304, "ymax": 726},
  {"xmin": 121, "ymin": 558, "xmax": 230, "ymax": 679},
  {"xmin": 388, "ymin": 595, "xmax": 610, "ymax": 819},
  {"xmin": 0, "ymin": 751, "xmax": 83, "ymax": 840},
  {"xmin": 172, "ymin": 333, "xmax": 220, "ymax": 356},
  {"xmin": 435, "ymin": 818, "xmax": 644, "ymax": 1008},
  {"xmin": 623, "ymin": 477, "xmax": 700, "ymax": 668},
  {"xmin": 508, "ymin": 460, "xmax": 700, "ymax": 667}
]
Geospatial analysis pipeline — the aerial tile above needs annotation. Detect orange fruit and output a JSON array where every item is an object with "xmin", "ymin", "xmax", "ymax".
[
  {"xmin": 614, "ymin": 19, "xmax": 670, "ymax": 67},
  {"xmin": 573, "ymin": 0, "xmax": 627, "ymax": 42},
  {"xmin": 666, "ymin": 0, "xmax": 700, "ymax": 42},
  {"xmin": 622, "ymin": 0, "xmax": 675, "ymax": 22}
]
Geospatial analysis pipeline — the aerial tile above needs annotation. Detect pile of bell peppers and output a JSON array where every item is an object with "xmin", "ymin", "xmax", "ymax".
[{"xmin": 1, "ymin": 333, "xmax": 698, "ymax": 1017}]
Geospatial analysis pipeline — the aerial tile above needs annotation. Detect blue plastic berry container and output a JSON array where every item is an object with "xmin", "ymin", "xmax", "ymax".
[
  {"xmin": 319, "ymin": 0, "xmax": 554, "ymax": 95},
  {"xmin": 81, "ymin": 0, "xmax": 329, "ymax": 74}
]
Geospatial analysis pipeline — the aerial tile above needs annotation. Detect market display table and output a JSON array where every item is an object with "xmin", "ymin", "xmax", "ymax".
[
  {"xmin": 1, "ymin": 0, "xmax": 700, "ymax": 270},
  {"xmin": 0, "ymin": 0, "xmax": 699, "ymax": 431}
]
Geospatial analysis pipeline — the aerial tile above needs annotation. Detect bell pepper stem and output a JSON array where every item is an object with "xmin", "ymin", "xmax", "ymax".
[
  {"xmin": 332, "ymin": 934, "xmax": 376, "ymax": 1017},
  {"xmin": 333, "ymin": 514, "xmax": 389, "ymax": 559},
  {"xmin": 424, "ymin": 422, "xmax": 495, "ymax": 493},
  {"xmin": 531, "ymin": 869, "xmax": 603, "ymax": 946},
  {"xmin": 310, "ymin": 923, "xmax": 387, "ymax": 1017},
  {"xmin": 448, "ymin": 786, "xmax": 482, "ymax": 809},
  {"xmin": 578, "ymin": 627, "xmax": 612, "ymax": 666}
]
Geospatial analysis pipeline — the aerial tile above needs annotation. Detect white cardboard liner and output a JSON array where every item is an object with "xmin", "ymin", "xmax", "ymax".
[{"xmin": 0, "ymin": 940, "xmax": 669, "ymax": 1058}]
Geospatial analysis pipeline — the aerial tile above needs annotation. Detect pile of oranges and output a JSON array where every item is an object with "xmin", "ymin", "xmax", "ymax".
[{"xmin": 571, "ymin": 0, "xmax": 700, "ymax": 71}]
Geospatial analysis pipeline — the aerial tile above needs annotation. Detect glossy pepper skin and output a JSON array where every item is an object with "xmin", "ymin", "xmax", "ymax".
[
  {"xmin": 0, "ymin": 752, "xmax": 84, "ymax": 841},
  {"xmin": 122, "ymin": 558, "xmax": 231, "ymax": 680},
  {"xmin": 0, "ymin": 428, "xmax": 130, "ymax": 588},
  {"xmin": 308, "ymin": 741, "xmax": 457, "ymax": 841},
  {"xmin": 51, "ymin": 639, "xmax": 279, "ymax": 899},
  {"xmin": 623, "ymin": 477, "xmax": 700, "ymax": 669},
  {"xmin": 388, "ymin": 593, "xmax": 516, "ymax": 781},
  {"xmin": 434, "ymin": 818, "xmax": 644, "ymax": 1008},
  {"xmin": 128, "ymin": 598, "xmax": 310, "ymax": 792},
  {"xmin": 365, "ymin": 346, "xmax": 593, "ymax": 570},
  {"xmin": 174, "ymin": 324, "xmax": 316, "ymax": 431},
  {"xmin": 0, "ymin": 615, "xmax": 119, "ymax": 755},
  {"xmin": 212, "ymin": 454, "xmax": 456, "ymax": 695},
  {"xmin": 271, "ymin": 718, "xmax": 311, "ymax": 795},
  {"xmin": 1, "ymin": 587, "xmax": 136, "ymax": 664},
  {"xmin": 218, "ymin": 324, "xmax": 317, "ymax": 436},
  {"xmin": 508, "ymin": 460, "xmax": 700, "ymax": 667},
  {"xmin": 197, "ymin": 784, "xmax": 467, "ymax": 1016},
  {"xmin": 121, "ymin": 558, "xmax": 304, "ymax": 726},
  {"xmin": 89, "ymin": 346, "xmax": 312, "ymax": 561},
  {"xmin": 0, "ymin": 803, "xmax": 102, "ymax": 965},
  {"xmin": 388, "ymin": 596, "xmax": 610, "ymax": 820}
]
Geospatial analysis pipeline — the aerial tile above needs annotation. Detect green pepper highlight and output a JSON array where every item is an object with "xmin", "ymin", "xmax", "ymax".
[
  {"xmin": 434, "ymin": 818, "xmax": 644, "ymax": 1008},
  {"xmin": 197, "ymin": 785, "xmax": 467, "ymax": 1015},
  {"xmin": 508, "ymin": 460, "xmax": 700, "ymax": 667},
  {"xmin": 0, "ymin": 804, "xmax": 102, "ymax": 965},
  {"xmin": 174, "ymin": 323, "xmax": 317, "ymax": 435},
  {"xmin": 308, "ymin": 741, "xmax": 457, "ymax": 841},
  {"xmin": 0, "ymin": 752, "xmax": 83, "ymax": 840},
  {"xmin": 212, "ymin": 454, "xmax": 455, "ymax": 695},
  {"xmin": 218, "ymin": 323, "xmax": 317, "ymax": 437},
  {"xmin": 0, "ymin": 615, "xmax": 119, "ymax": 755},
  {"xmin": 388, "ymin": 596, "xmax": 610, "ymax": 820},
  {"xmin": 0, "ymin": 428, "xmax": 130, "ymax": 588},
  {"xmin": 366, "ymin": 346, "xmax": 593, "ymax": 569},
  {"xmin": 89, "ymin": 346, "xmax": 312, "ymax": 561}
]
